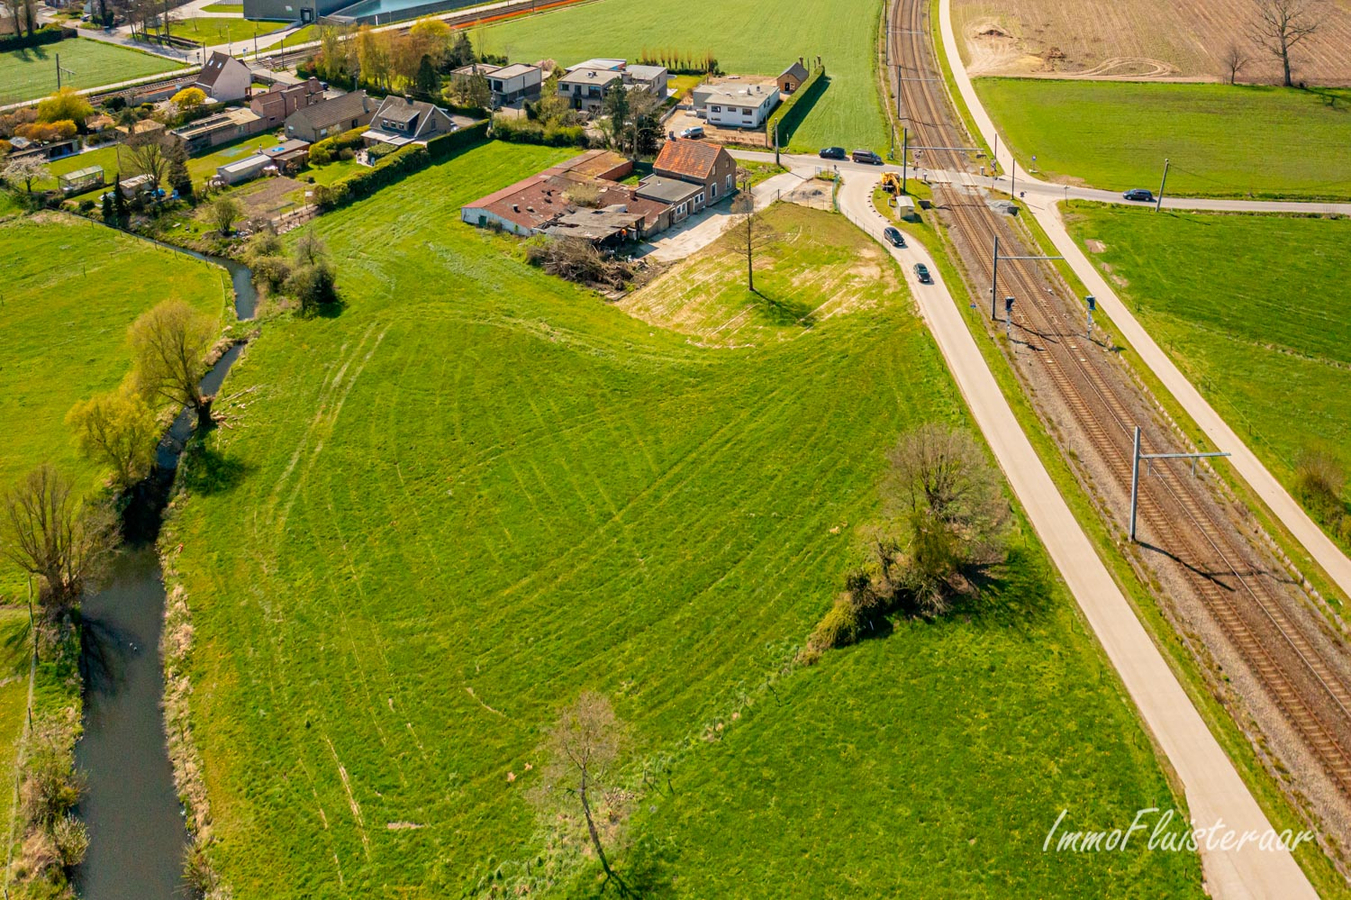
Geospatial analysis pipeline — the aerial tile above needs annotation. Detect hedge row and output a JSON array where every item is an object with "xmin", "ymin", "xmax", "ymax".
[
  {"xmin": 308, "ymin": 124, "xmax": 370, "ymax": 165},
  {"xmin": 313, "ymin": 120, "xmax": 488, "ymax": 211},
  {"xmin": 490, "ymin": 115, "xmax": 588, "ymax": 148},
  {"xmin": 0, "ymin": 25, "xmax": 71, "ymax": 52},
  {"xmin": 765, "ymin": 64, "xmax": 826, "ymax": 146}
]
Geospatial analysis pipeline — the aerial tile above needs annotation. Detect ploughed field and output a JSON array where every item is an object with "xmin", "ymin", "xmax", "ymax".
[
  {"xmin": 953, "ymin": 0, "xmax": 1351, "ymax": 84},
  {"xmin": 163, "ymin": 141, "xmax": 1202, "ymax": 896},
  {"xmin": 0, "ymin": 212, "xmax": 227, "ymax": 599},
  {"xmin": 1066, "ymin": 204, "xmax": 1351, "ymax": 548},
  {"xmin": 478, "ymin": 0, "xmax": 890, "ymax": 153},
  {"xmin": 0, "ymin": 39, "xmax": 187, "ymax": 105},
  {"xmin": 974, "ymin": 79, "xmax": 1351, "ymax": 200}
]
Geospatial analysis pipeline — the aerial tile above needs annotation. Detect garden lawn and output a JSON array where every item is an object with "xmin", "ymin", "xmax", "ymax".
[
  {"xmin": 0, "ymin": 212, "xmax": 229, "ymax": 600},
  {"xmin": 480, "ymin": 0, "xmax": 889, "ymax": 152},
  {"xmin": 0, "ymin": 39, "xmax": 185, "ymax": 106},
  {"xmin": 1065, "ymin": 204, "xmax": 1351, "ymax": 532},
  {"xmin": 975, "ymin": 79, "xmax": 1351, "ymax": 200},
  {"xmin": 164, "ymin": 140, "xmax": 1201, "ymax": 897}
]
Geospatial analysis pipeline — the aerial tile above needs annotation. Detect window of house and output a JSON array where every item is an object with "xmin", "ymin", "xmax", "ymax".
[
  {"xmin": 711, "ymin": 105, "xmax": 721, "ymax": 112},
  {"xmin": 696, "ymin": 193, "xmax": 704, "ymax": 204},
  {"xmin": 711, "ymin": 182, "xmax": 717, "ymax": 198}
]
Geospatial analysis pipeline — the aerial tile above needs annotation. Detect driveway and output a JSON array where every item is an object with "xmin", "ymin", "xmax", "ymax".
[{"xmin": 639, "ymin": 170, "xmax": 807, "ymax": 262}]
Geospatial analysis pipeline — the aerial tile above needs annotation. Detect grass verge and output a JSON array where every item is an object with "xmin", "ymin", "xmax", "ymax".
[{"xmin": 0, "ymin": 39, "xmax": 186, "ymax": 106}]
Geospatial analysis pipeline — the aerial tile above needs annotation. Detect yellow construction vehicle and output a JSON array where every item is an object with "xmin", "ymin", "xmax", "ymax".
[{"xmin": 880, "ymin": 172, "xmax": 903, "ymax": 194}]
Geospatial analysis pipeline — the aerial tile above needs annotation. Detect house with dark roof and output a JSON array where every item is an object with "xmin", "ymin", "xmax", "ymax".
[
  {"xmin": 363, "ymin": 96, "xmax": 462, "ymax": 148},
  {"xmin": 779, "ymin": 59, "xmax": 810, "ymax": 93},
  {"xmin": 284, "ymin": 90, "xmax": 376, "ymax": 143},
  {"xmin": 646, "ymin": 138, "xmax": 738, "ymax": 212},
  {"xmin": 250, "ymin": 78, "xmax": 324, "ymax": 129},
  {"xmin": 193, "ymin": 52, "xmax": 252, "ymax": 103}
]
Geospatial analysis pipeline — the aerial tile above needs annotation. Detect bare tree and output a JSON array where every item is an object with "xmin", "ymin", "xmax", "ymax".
[
  {"xmin": 129, "ymin": 299, "xmax": 218, "ymax": 428},
  {"xmin": 1, "ymin": 466, "xmax": 115, "ymax": 613},
  {"xmin": 883, "ymin": 423, "xmax": 1010, "ymax": 615},
  {"xmin": 121, "ymin": 131, "xmax": 173, "ymax": 193},
  {"xmin": 534, "ymin": 692, "xmax": 633, "ymax": 892},
  {"xmin": 732, "ymin": 169, "xmax": 775, "ymax": 294},
  {"xmin": 1222, "ymin": 42, "xmax": 1251, "ymax": 84},
  {"xmin": 1250, "ymin": 0, "xmax": 1324, "ymax": 87}
]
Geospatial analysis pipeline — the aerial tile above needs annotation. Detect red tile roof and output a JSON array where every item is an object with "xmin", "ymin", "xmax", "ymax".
[{"xmin": 653, "ymin": 138, "xmax": 726, "ymax": 182}]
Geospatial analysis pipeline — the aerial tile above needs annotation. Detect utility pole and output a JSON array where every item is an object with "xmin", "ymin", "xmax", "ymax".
[
  {"xmin": 1129, "ymin": 425, "xmax": 1230, "ymax": 541},
  {"xmin": 774, "ymin": 122, "xmax": 780, "ymax": 167},
  {"xmin": 990, "ymin": 234, "xmax": 999, "ymax": 320},
  {"xmin": 1155, "ymin": 158, "xmax": 1170, "ymax": 212},
  {"xmin": 901, "ymin": 127, "xmax": 908, "ymax": 194},
  {"xmin": 56, "ymin": 53, "xmax": 61, "ymax": 89},
  {"xmin": 1010, "ymin": 159, "xmax": 1016, "ymax": 199}
]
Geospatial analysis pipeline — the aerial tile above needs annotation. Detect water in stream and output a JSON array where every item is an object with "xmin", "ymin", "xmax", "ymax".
[{"xmin": 72, "ymin": 245, "xmax": 254, "ymax": 899}]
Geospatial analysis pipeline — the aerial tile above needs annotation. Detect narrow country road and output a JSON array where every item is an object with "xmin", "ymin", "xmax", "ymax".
[{"xmin": 834, "ymin": 170, "xmax": 1317, "ymax": 900}]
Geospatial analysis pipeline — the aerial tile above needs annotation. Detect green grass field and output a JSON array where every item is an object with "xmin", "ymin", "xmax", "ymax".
[
  {"xmin": 0, "ymin": 38, "xmax": 186, "ymax": 106},
  {"xmin": 480, "ymin": 0, "xmax": 889, "ymax": 152},
  {"xmin": 0, "ymin": 610, "xmax": 31, "ymax": 851},
  {"xmin": 0, "ymin": 212, "xmax": 229, "ymax": 599},
  {"xmin": 202, "ymin": 2, "xmax": 244, "ymax": 11},
  {"xmin": 165, "ymin": 16, "xmax": 290, "ymax": 49},
  {"xmin": 1065, "ymin": 204, "xmax": 1351, "ymax": 527},
  {"xmin": 43, "ymin": 133, "xmax": 289, "ymax": 198},
  {"xmin": 975, "ymin": 79, "xmax": 1351, "ymax": 200},
  {"xmin": 162, "ymin": 141, "xmax": 1201, "ymax": 896}
]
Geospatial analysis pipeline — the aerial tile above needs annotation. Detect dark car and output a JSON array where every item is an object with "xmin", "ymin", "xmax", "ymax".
[
  {"xmin": 851, "ymin": 149, "xmax": 883, "ymax": 165},
  {"xmin": 913, "ymin": 263, "xmax": 932, "ymax": 284},
  {"xmin": 819, "ymin": 146, "xmax": 846, "ymax": 160},
  {"xmin": 883, "ymin": 226, "xmax": 906, "ymax": 248},
  {"xmin": 1122, "ymin": 188, "xmax": 1154, "ymax": 202}
]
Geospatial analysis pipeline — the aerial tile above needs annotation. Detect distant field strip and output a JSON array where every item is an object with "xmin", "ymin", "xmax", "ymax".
[
  {"xmin": 163, "ymin": 142, "xmax": 1201, "ymax": 897},
  {"xmin": 1066, "ymin": 204, "xmax": 1351, "ymax": 531},
  {"xmin": 976, "ymin": 79, "xmax": 1351, "ymax": 199},
  {"xmin": 480, "ymin": 0, "xmax": 890, "ymax": 152},
  {"xmin": 0, "ymin": 39, "xmax": 186, "ymax": 105}
]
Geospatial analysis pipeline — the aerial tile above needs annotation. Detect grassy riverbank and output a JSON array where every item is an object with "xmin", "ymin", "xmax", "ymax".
[
  {"xmin": 161, "ymin": 141, "xmax": 1201, "ymax": 896},
  {"xmin": 0, "ymin": 211, "xmax": 229, "ymax": 599}
]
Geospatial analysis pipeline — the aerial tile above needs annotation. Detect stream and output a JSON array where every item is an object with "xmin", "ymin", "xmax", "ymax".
[{"xmin": 72, "ymin": 244, "xmax": 254, "ymax": 900}]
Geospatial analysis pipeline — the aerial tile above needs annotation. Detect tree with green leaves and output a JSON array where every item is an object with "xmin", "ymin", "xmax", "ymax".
[
  {"xmin": 66, "ymin": 387, "xmax": 160, "ymax": 490},
  {"xmin": 414, "ymin": 54, "xmax": 441, "ymax": 100},
  {"xmin": 36, "ymin": 88, "xmax": 93, "ymax": 126},
  {"xmin": 209, "ymin": 196, "xmax": 243, "ymax": 236},
  {"xmin": 129, "ymin": 299, "xmax": 218, "ymax": 429}
]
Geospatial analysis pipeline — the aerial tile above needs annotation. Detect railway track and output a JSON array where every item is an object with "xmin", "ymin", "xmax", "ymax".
[{"xmin": 889, "ymin": 0, "xmax": 1351, "ymax": 800}]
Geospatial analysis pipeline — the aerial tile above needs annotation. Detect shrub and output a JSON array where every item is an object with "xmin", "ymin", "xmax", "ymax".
[
  {"xmin": 1294, "ymin": 449, "xmax": 1345, "ymax": 524},
  {"xmin": 491, "ymin": 114, "xmax": 588, "ymax": 147},
  {"xmin": 367, "ymin": 142, "xmax": 398, "ymax": 161},
  {"xmin": 308, "ymin": 124, "xmax": 369, "ymax": 166},
  {"xmin": 338, "ymin": 148, "xmax": 356, "ymax": 161},
  {"xmin": 0, "ymin": 24, "xmax": 69, "ymax": 53},
  {"xmin": 36, "ymin": 88, "xmax": 93, "ymax": 126},
  {"xmin": 807, "ymin": 595, "xmax": 861, "ymax": 654}
]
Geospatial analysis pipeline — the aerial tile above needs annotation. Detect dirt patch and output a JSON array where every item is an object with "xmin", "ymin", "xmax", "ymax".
[
  {"xmin": 1085, "ymin": 238, "xmax": 1107, "ymax": 253},
  {"xmin": 955, "ymin": 0, "xmax": 1351, "ymax": 84}
]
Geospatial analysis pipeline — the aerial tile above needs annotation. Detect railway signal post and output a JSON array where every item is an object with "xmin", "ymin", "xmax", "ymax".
[
  {"xmin": 990, "ymin": 242, "xmax": 1064, "ymax": 321},
  {"xmin": 1129, "ymin": 426, "xmax": 1231, "ymax": 542},
  {"xmin": 1004, "ymin": 296, "xmax": 1015, "ymax": 340},
  {"xmin": 1086, "ymin": 295, "xmax": 1096, "ymax": 340}
]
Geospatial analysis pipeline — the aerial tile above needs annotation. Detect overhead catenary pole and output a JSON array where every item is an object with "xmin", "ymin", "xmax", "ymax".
[
  {"xmin": 990, "ymin": 234, "xmax": 999, "ymax": 320},
  {"xmin": 1129, "ymin": 425, "xmax": 1231, "ymax": 541},
  {"xmin": 1155, "ymin": 158, "xmax": 1170, "ymax": 212},
  {"xmin": 902, "ymin": 127, "xmax": 908, "ymax": 194},
  {"xmin": 56, "ymin": 53, "xmax": 60, "ymax": 90}
]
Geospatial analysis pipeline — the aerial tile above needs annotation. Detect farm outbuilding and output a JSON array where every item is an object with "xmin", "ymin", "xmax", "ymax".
[
  {"xmin": 216, "ymin": 154, "xmax": 272, "ymax": 186},
  {"xmin": 59, "ymin": 166, "xmax": 105, "ymax": 195}
]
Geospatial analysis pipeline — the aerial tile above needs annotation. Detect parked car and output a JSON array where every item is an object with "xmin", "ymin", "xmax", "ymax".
[
  {"xmin": 1123, "ymin": 188, "xmax": 1154, "ymax": 202},
  {"xmin": 680, "ymin": 125, "xmax": 705, "ymax": 139},
  {"xmin": 851, "ymin": 149, "xmax": 883, "ymax": 165},
  {"xmin": 913, "ymin": 263, "xmax": 932, "ymax": 284},
  {"xmin": 819, "ymin": 146, "xmax": 846, "ymax": 160},
  {"xmin": 883, "ymin": 226, "xmax": 906, "ymax": 248}
]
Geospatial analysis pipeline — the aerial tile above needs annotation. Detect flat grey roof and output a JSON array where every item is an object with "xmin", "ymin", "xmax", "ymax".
[{"xmin": 636, "ymin": 176, "xmax": 702, "ymax": 204}]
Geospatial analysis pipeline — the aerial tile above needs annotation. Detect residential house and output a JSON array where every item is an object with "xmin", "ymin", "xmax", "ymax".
[
  {"xmin": 284, "ymin": 90, "xmax": 375, "ymax": 143},
  {"xmin": 633, "ymin": 176, "xmax": 704, "ymax": 226},
  {"xmin": 194, "ymin": 52, "xmax": 252, "ymax": 103},
  {"xmin": 623, "ymin": 64, "xmax": 668, "ymax": 99},
  {"xmin": 363, "ymin": 95, "xmax": 460, "ymax": 148},
  {"xmin": 558, "ymin": 67, "xmax": 624, "ymax": 113},
  {"xmin": 571, "ymin": 58, "xmax": 627, "ymax": 71},
  {"xmin": 778, "ymin": 59, "xmax": 809, "ymax": 94},
  {"xmin": 461, "ymin": 150, "xmax": 669, "ymax": 239},
  {"xmin": 173, "ymin": 107, "xmax": 266, "ymax": 154},
  {"xmin": 250, "ymin": 78, "xmax": 324, "ymax": 129},
  {"xmin": 647, "ymin": 138, "xmax": 738, "ymax": 208},
  {"xmin": 700, "ymin": 83, "xmax": 780, "ymax": 129},
  {"xmin": 454, "ymin": 63, "xmax": 543, "ymax": 106}
]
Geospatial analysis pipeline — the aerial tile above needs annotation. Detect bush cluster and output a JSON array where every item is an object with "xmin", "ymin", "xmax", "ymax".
[
  {"xmin": 1295, "ymin": 450, "xmax": 1351, "ymax": 545},
  {"xmin": 0, "ymin": 25, "xmax": 69, "ymax": 52},
  {"xmin": 308, "ymin": 124, "xmax": 369, "ymax": 166},
  {"xmin": 491, "ymin": 115, "xmax": 589, "ymax": 147}
]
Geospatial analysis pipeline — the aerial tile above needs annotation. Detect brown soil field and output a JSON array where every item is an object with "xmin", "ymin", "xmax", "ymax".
[{"xmin": 953, "ymin": 0, "xmax": 1351, "ymax": 85}]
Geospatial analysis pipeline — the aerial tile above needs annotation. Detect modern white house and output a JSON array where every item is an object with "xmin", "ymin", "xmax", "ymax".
[
  {"xmin": 624, "ymin": 64, "xmax": 668, "ymax": 99},
  {"xmin": 193, "ymin": 52, "xmax": 252, "ymax": 103},
  {"xmin": 452, "ymin": 62, "xmax": 543, "ymax": 106},
  {"xmin": 698, "ymin": 83, "xmax": 781, "ymax": 129}
]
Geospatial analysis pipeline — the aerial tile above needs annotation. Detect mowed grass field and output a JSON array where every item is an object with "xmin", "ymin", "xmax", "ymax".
[
  {"xmin": 480, "ymin": 0, "xmax": 890, "ymax": 152},
  {"xmin": 975, "ymin": 79, "xmax": 1351, "ymax": 199},
  {"xmin": 165, "ymin": 16, "xmax": 291, "ymax": 49},
  {"xmin": 0, "ymin": 610, "xmax": 31, "ymax": 849},
  {"xmin": 0, "ymin": 39, "xmax": 186, "ymax": 106},
  {"xmin": 0, "ymin": 212, "xmax": 228, "ymax": 599},
  {"xmin": 163, "ymin": 141, "xmax": 1202, "ymax": 897},
  {"xmin": 1065, "ymin": 205, "xmax": 1351, "ymax": 524}
]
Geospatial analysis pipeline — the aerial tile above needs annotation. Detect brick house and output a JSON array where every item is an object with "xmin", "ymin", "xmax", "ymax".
[{"xmin": 647, "ymin": 138, "xmax": 738, "ymax": 210}]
